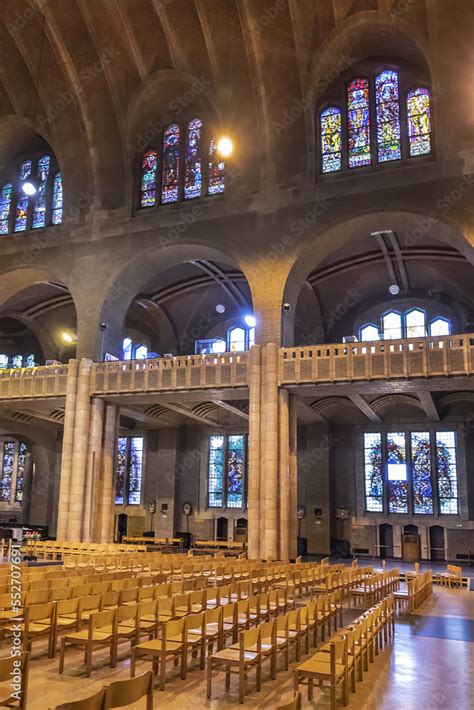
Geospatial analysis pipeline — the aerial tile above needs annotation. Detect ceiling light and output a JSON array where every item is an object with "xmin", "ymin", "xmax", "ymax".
[
  {"xmin": 389, "ymin": 284, "xmax": 400, "ymax": 295},
  {"xmin": 217, "ymin": 136, "xmax": 233, "ymax": 157},
  {"xmin": 21, "ymin": 178, "xmax": 38, "ymax": 196},
  {"xmin": 216, "ymin": 304, "xmax": 225, "ymax": 314},
  {"xmin": 62, "ymin": 331, "xmax": 77, "ymax": 344},
  {"xmin": 244, "ymin": 315, "xmax": 256, "ymax": 328}
]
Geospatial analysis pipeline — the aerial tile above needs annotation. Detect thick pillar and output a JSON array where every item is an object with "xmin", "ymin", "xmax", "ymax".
[
  {"xmin": 247, "ymin": 345, "xmax": 261, "ymax": 559},
  {"xmin": 83, "ymin": 398, "xmax": 105, "ymax": 542},
  {"xmin": 97, "ymin": 404, "xmax": 118, "ymax": 543},
  {"xmin": 152, "ymin": 429, "xmax": 177, "ymax": 538},
  {"xmin": 279, "ymin": 389, "xmax": 290, "ymax": 561},
  {"xmin": 262, "ymin": 343, "xmax": 279, "ymax": 560},
  {"xmin": 67, "ymin": 359, "xmax": 93, "ymax": 540},
  {"xmin": 56, "ymin": 359, "xmax": 79, "ymax": 540},
  {"xmin": 289, "ymin": 393, "xmax": 298, "ymax": 559}
]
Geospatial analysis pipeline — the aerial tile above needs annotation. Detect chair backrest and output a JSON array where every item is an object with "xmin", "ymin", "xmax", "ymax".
[
  {"xmin": 81, "ymin": 594, "xmax": 103, "ymax": 612},
  {"xmin": 241, "ymin": 627, "xmax": 260, "ymax": 654},
  {"xmin": 103, "ymin": 670, "xmax": 153, "ymax": 709},
  {"xmin": 260, "ymin": 620, "xmax": 275, "ymax": 644},
  {"xmin": 26, "ymin": 589, "xmax": 50, "ymax": 605},
  {"xmin": 27, "ymin": 601, "xmax": 54, "ymax": 623},
  {"xmin": 154, "ymin": 583, "xmax": 169, "ymax": 599},
  {"xmin": 120, "ymin": 588, "xmax": 138, "ymax": 604},
  {"xmin": 91, "ymin": 609, "xmax": 115, "ymax": 630},
  {"xmin": 57, "ymin": 597, "xmax": 81, "ymax": 616},
  {"xmin": 51, "ymin": 688, "xmax": 105, "ymax": 710},
  {"xmin": 185, "ymin": 611, "xmax": 204, "ymax": 634},
  {"xmin": 139, "ymin": 599, "xmax": 158, "ymax": 618},
  {"xmin": 164, "ymin": 618, "xmax": 185, "ymax": 645}
]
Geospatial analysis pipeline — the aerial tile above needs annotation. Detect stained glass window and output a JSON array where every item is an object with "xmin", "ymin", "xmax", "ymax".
[
  {"xmin": 0, "ymin": 355, "xmax": 8, "ymax": 369},
  {"xmin": 364, "ymin": 433, "xmax": 383, "ymax": 511},
  {"xmin": 360, "ymin": 324, "xmax": 379, "ymax": 342},
  {"xmin": 0, "ymin": 442, "xmax": 14, "ymax": 502},
  {"xmin": 161, "ymin": 123, "xmax": 180, "ymax": 203},
  {"xmin": 0, "ymin": 184, "xmax": 13, "ymax": 235},
  {"xmin": 375, "ymin": 70, "xmax": 401, "ymax": 162},
  {"xmin": 32, "ymin": 155, "xmax": 51, "ymax": 229},
  {"xmin": 387, "ymin": 432, "xmax": 408, "ymax": 513},
  {"xmin": 436, "ymin": 432, "xmax": 458, "ymax": 514},
  {"xmin": 229, "ymin": 327, "xmax": 246, "ymax": 352},
  {"xmin": 140, "ymin": 149, "xmax": 158, "ymax": 208},
  {"xmin": 115, "ymin": 437, "xmax": 127, "ymax": 505},
  {"xmin": 411, "ymin": 432, "xmax": 433, "ymax": 514},
  {"xmin": 52, "ymin": 172, "xmax": 63, "ymax": 225},
  {"xmin": 320, "ymin": 107, "xmax": 342, "ymax": 173},
  {"xmin": 382, "ymin": 312, "xmax": 402, "ymax": 340},
  {"xmin": 347, "ymin": 78, "xmax": 371, "ymax": 168},
  {"xmin": 208, "ymin": 139, "xmax": 225, "ymax": 194},
  {"xmin": 405, "ymin": 309, "xmax": 426, "ymax": 338},
  {"xmin": 184, "ymin": 118, "xmax": 203, "ymax": 199},
  {"xmin": 11, "ymin": 355, "xmax": 23, "ymax": 369},
  {"xmin": 208, "ymin": 435, "xmax": 224, "ymax": 507},
  {"xmin": 15, "ymin": 442, "xmax": 27, "ymax": 503},
  {"xmin": 430, "ymin": 318, "xmax": 450, "ymax": 337},
  {"xmin": 407, "ymin": 87, "xmax": 431, "ymax": 157},
  {"xmin": 14, "ymin": 160, "xmax": 32, "ymax": 232},
  {"xmin": 226, "ymin": 436, "xmax": 244, "ymax": 508},
  {"xmin": 128, "ymin": 437, "xmax": 143, "ymax": 505}
]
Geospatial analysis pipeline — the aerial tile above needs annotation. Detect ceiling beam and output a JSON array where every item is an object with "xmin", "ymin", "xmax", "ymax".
[
  {"xmin": 119, "ymin": 407, "xmax": 166, "ymax": 427},
  {"xmin": 387, "ymin": 231, "xmax": 410, "ymax": 293},
  {"xmin": 349, "ymin": 394, "xmax": 382, "ymax": 423},
  {"xmin": 215, "ymin": 400, "xmax": 249, "ymax": 421},
  {"xmin": 159, "ymin": 401, "xmax": 221, "ymax": 427},
  {"xmin": 372, "ymin": 231, "xmax": 398, "ymax": 288},
  {"xmin": 417, "ymin": 391, "xmax": 440, "ymax": 422},
  {"xmin": 296, "ymin": 397, "xmax": 326, "ymax": 423}
]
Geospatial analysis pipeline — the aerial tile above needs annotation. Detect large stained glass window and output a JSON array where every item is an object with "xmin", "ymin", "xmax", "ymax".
[
  {"xmin": 208, "ymin": 139, "xmax": 225, "ymax": 194},
  {"xmin": 161, "ymin": 123, "xmax": 180, "ymax": 204},
  {"xmin": 226, "ymin": 436, "xmax": 245, "ymax": 508},
  {"xmin": 115, "ymin": 436, "xmax": 144, "ymax": 506},
  {"xmin": 140, "ymin": 150, "xmax": 158, "ymax": 208},
  {"xmin": 364, "ymin": 433, "xmax": 383, "ymax": 512},
  {"xmin": 347, "ymin": 78, "xmax": 371, "ymax": 168},
  {"xmin": 375, "ymin": 70, "xmax": 401, "ymax": 162},
  {"xmin": 0, "ymin": 439, "xmax": 28, "ymax": 505},
  {"xmin": 208, "ymin": 434, "xmax": 247, "ymax": 508},
  {"xmin": 184, "ymin": 118, "xmax": 203, "ymax": 199},
  {"xmin": 320, "ymin": 107, "xmax": 342, "ymax": 173},
  {"xmin": 407, "ymin": 87, "xmax": 431, "ymax": 157},
  {"xmin": 411, "ymin": 432, "xmax": 433, "ymax": 514},
  {"xmin": 52, "ymin": 172, "xmax": 63, "ymax": 225},
  {"xmin": 15, "ymin": 442, "xmax": 27, "ymax": 503},
  {"xmin": 0, "ymin": 442, "xmax": 15, "ymax": 502},
  {"xmin": 0, "ymin": 184, "xmax": 13, "ymax": 235},
  {"xmin": 436, "ymin": 432, "xmax": 458, "ymax": 514},
  {"xmin": 32, "ymin": 155, "xmax": 51, "ymax": 229},
  {"xmin": 387, "ymin": 432, "xmax": 408, "ymax": 513},
  {"xmin": 14, "ymin": 160, "xmax": 32, "ymax": 232}
]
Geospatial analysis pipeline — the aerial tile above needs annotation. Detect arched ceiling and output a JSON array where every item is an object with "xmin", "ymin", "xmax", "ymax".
[{"xmin": 0, "ymin": 0, "xmax": 435, "ymax": 208}]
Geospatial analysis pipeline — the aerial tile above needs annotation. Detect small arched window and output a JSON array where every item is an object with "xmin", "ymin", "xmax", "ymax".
[
  {"xmin": 347, "ymin": 78, "xmax": 371, "ymax": 168},
  {"xmin": 405, "ymin": 309, "xmax": 426, "ymax": 338},
  {"xmin": 0, "ymin": 184, "xmax": 13, "ymax": 235},
  {"xmin": 360, "ymin": 324, "xmax": 380, "ymax": 342},
  {"xmin": 382, "ymin": 311, "xmax": 402, "ymax": 340},
  {"xmin": 407, "ymin": 87, "xmax": 432, "ymax": 157},
  {"xmin": 208, "ymin": 139, "xmax": 225, "ymax": 195},
  {"xmin": 52, "ymin": 172, "xmax": 63, "ymax": 225},
  {"xmin": 14, "ymin": 160, "xmax": 32, "ymax": 232},
  {"xmin": 140, "ymin": 149, "xmax": 158, "ymax": 208},
  {"xmin": 161, "ymin": 123, "xmax": 180, "ymax": 204},
  {"xmin": 375, "ymin": 70, "xmax": 401, "ymax": 162},
  {"xmin": 184, "ymin": 118, "xmax": 203, "ymax": 200},
  {"xmin": 32, "ymin": 155, "xmax": 51, "ymax": 229},
  {"xmin": 228, "ymin": 327, "xmax": 246, "ymax": 352},
  {"xmin": 430, "ymin": 317, "xmax": 450, "ymax": 337},
  {"xmin": 320, "ymin": 107, "xmax": 342, "ymax": 173}
]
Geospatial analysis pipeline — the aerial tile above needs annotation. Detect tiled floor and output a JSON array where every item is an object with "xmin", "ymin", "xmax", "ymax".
[{"xmin": 15, "ymin": 586, "xmax": 473, "ymax": 709}]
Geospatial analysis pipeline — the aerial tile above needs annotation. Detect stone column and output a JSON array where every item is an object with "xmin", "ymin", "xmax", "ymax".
[
  {"xmin": 56, "ymin": 359, "xmax": 79, "ymax": 540},
  {"xmin": 247, "ymin": 345, "xmax": 261, "ymax": 560},
  {"xmin": 83, "ymin": 398, "xmax": 105, "ymax": 543},
  {"xmin": 68, "ymin": 358, "xmax": 93, "ymax": 541},
  {"xmin": 262, "ymin": 343, "xmax": 279, "ymax": 560},
  {"xmin": 97, "ymin": 404, "xmax": 118, "ymax": 543},
  {"xmin": 289, "ymin": 393, "xmax": 298, "ymax": 559},
  {"xmin": 279, "ymin": 388, "xmax": 290, "ymax": 561}
]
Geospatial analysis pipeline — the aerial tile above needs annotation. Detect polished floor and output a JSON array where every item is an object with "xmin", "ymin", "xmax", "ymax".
[{"xmin": 14, "ymin": 586, "xmax": 472, "ymax": 709}]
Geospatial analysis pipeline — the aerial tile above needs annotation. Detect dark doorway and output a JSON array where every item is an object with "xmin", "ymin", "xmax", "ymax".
[
  {"xmin": 235, "ymin": 518, "xmax": 248, "ymax": 544},
  {"xmin": 379, "ymin": 523, "xmax": 393, "ymax": 558},
  {"xmin": 404, "ymin": 524, "xmax": 418, "ymax": 535},
  {"xmin": 430, "ymin": 525, "xmax": 445, "ymax": 562},
  {"xmin": 117, "ymin": 513, "xmax": 127, "ymax": 542},
  {"xmin": 216, "ymin": 517, "xmax": 228, "ymax": 540}
]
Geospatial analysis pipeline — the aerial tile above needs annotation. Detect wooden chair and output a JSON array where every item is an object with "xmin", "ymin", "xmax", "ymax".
[
  {"xmin": 294, "ymin": 637, "xmax": 349, "ymax": 709},
  {"xmin": 80, "ymin": 595, "xmax": 103, "ymax": 624},
  {"xmin": 59, "ymin": 609, "xmax": 115, "ymax": 677},
  {"xmin": 112, "ymin": 604, "xmax": 139, "ymax": 665},
  {"xmin": 21, "ymin": 601, "xmax": 55, "ymax": 657},
  {"xmin": 184, "ymin": 611, "xmax": 206, "ymax": 670},
  {"xmin": 207, "ymin": 626, "xmax": 262, "ymax": 704},
  {"xmin": 104, "ymin": 671, "xmax": 153, "ymax": 709},
  {"xmin": 131, "ymin": 617, "xmax": 186, "ymax": 691},
  {"xmin": 137, "ymin": 599, "xmax": 159, "ymax": 640},
  {"xmin": 52, "ymin": 597, "xmax": 82, "ymax": 656},
  {"xmin": 0, "ymin": 652, "xmax": 29, "ymax": 709},
  {"xmin": 48, "ymin": 688, "xmax": 105, "ymax": 710}
]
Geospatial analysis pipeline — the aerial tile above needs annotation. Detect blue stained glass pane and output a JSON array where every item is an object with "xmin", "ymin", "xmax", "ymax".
[
  {"xmin": 364, "ymin": 432, "xmax": 383, "ymax": 511},
  {"xmin": 375, "ymin": 70, "xmax": 401, "ymax": 162},
  {"xmin": 226, "ymin": 435, "xmax": 244, "ymax": 508},
  {"xmin": 411, "ymin": 432, "xmax": 433, "ymax": 514},
  {"xmin": 141, "ymin": 150, "xmax": 158, "ymax": 208},
  {"xmin": 128, "ymin": 437, "xmax": 143, "ymax": 505},
  {"xmin": 115, "ymin": 437, "xmax": 127, "ymax": 505},
  {"xmin": 0, "ymin": 183, "xmax": 13, "ymax": 235},
  {"xmin": 15, "ymin": 442, "xmax": 27, "ymax": 503},
  {"xmin": 407, "ymin": 87, "xmax": 431, "ymax": 157},
  {"xmin": 24, "ymin": 354, "xmax": 35, "ymax": 367},
  {"xmin": 347, "ymin": 78, "xmax": 371, "ymax": 168},
  {"xmin": 320, "ymin": 107, "xmax": 342, "ymax": 173},
  {"xmin": 0, "ymin": 442, "xmax": 15, "ymax": 502},
  {"xmin": 436, "ymin": 431, "xmax": 458, "ymax": 514},
  {"xmin": 184, "ymin": 118, "xmax": 202, "ymax": 199},
  {"xmin": 52, "ymin": 173, "xmax": 63, "ymax": 225},
  {"xmin": 208, "ymin": 139, "xmax": 225, "ymax": 194},
  {"xmin": 208, "ymin": 435, "xmax": 224, "ymax": 507},
  {"xmin": 387, "ymin": 432, "xmax": 408, "ymax": 513},
  {"xmin": 32, "ymin": 155, "xmax": 51, "ymax": 229},
  {"xmin": 0, "ymin": 355, "xmax": 8, "ymax": 369},
  {"xmin": 11, "ymin": 355, "xmax": 23, "ymax": 369},
  {"xmin": 161, "ymin": 124, "xmax": 180, "ymax": 203},
  {"xmin": 14, "ymin": 160, "xmax": 32, "ymax": 232}
]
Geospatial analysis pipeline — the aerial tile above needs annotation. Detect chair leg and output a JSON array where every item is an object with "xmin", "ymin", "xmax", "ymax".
[
  {"xmin": 239, "ymin": 664, "xmax": 245, "ymax": 704},
  {"xmin": 206, "ymin": 658, "xmax": 212, "ymax": 698},
  {"xmin": 59, "ymin": 638, "xmax": 66, "ymax": 674},
  {"xmin": 130, "ymin": 647, "xmax": 136, "ymax": 677},
  {"xmin": 85, "ymin": 643, "xmax": 92, "ymax": 677}
]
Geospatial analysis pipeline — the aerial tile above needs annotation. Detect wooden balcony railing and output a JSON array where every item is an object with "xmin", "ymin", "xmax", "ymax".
[
  {"xmin": 90, "ymin": 352, "xmax": 249, "ymax": 395},
  {"xmin": 280, "ymin": 333, "xmax": 474, "ymax": 384},
  {"xmin": 0, "ymin": 364, "xmax": 69, "ymax": 400}
]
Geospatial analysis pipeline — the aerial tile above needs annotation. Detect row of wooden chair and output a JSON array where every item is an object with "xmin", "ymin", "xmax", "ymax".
[
  {"xmin": 51, "ymin": 670, "xmax": 154, "ymax": 710},
  {"xmin": 434, "ymin": 564, "xmax": 463, "ymax": 588},
  {"xmin": 393, "ymin": 570, "xmax": 433, "ymax": 613},
  {"xmin": 350, "ymin": 570, "xmax": 400, "ymax": 608},
  {"xmin": 294, "ymin": 594, "xmax": 396, "ymax": 709}
]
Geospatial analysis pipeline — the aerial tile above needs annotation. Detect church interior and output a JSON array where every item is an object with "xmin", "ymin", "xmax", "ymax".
[{"xmin": 0, "ymin": 0, "xmax": 473, "ymax": 708}]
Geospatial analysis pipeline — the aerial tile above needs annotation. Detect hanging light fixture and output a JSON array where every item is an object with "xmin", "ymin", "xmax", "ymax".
[{"xmin": 21, "ymin": 14, "xmax": 46, "ymax": 197}]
